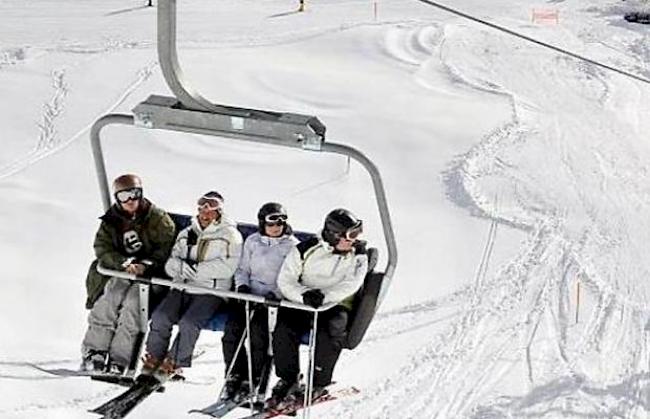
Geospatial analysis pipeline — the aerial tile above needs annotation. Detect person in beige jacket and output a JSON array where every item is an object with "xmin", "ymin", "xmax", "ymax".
[{"xmin": 143, "ymin": 191, "xmax": 242, "ymax": 376}]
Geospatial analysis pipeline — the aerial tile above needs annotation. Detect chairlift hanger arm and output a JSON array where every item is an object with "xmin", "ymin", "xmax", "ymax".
[
  {"xmin": 158, "ymin": 0, "xmax": 302, "ymax": 113},
  {"xmin": 322, "ymin": 143, "xmax": 397, "ymax": 280},
  {"xmin": 90, "ymin": 114, "xmax": 134, "ymax": 210}
]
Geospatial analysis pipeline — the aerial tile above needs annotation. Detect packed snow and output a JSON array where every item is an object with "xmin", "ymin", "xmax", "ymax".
[{"xmin": 1, "ymin": 0, "xmax": 649, "ymax": 418}]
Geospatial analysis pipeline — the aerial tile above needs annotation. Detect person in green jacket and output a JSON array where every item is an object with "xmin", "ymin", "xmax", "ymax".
[{"xmin": 81, "ymin": 174, "xmax": 175, "ymax": 374}]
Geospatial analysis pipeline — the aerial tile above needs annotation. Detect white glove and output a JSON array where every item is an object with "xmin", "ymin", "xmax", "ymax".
[{"xmin": 178, "ymin": 261, "xmax": 197, "ymax": 282}]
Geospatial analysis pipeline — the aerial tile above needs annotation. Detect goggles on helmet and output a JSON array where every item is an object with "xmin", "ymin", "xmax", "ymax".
[
  {"xmin": 115, "ymin": 187, "xmax": 143, "ymax": 204},
  {"xmin": 197, "ymin": 195, "xmax": 222, "ymax": 211},
  {"xmin": 264, "ymin": 213, "xmax": 288, "ymax": 226},
  {"xmin": 342, "ymin": 224, "xmax": 363, "ymax": 241}
]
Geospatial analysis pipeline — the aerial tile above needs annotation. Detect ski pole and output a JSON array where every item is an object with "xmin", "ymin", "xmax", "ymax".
[
  {"xmin": 303, "ymin": 310, "xmax": 318, "ymax": 419},
  {"xmin": 217, "ymin": 309, "xmax": 255, "ymax": 401},
  {"xmin": 255, "ymin": 306, "xmax": 277, "ymax": 402},
  {"xmin": 245, "ymin": 301, "xmax": 255, "ymax": 414}
]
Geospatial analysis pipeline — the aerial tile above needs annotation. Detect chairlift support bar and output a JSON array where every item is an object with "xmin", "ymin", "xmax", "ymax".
[{"xmin": 96, "ymin": 263, "xmax": 336, "ymax": 313}]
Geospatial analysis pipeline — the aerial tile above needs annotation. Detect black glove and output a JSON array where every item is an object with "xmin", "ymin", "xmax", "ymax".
[
  {"xmin": 236, "ymin": 284, "xmax": 251, "ymax": 294},
  {"xmin": 302, "ymin": 289, "xmax": 325, "ymax": 308},
  {"xmin": 353, "ymin": 240, "xmax": 367, "ymax": 255},
  {"xmin": 265, "ymin": 291, "xmax": 280, "ymax": 301},
  {"xmin": 264, "ymin": 292, "xmax": 281, "ymax": 307}
]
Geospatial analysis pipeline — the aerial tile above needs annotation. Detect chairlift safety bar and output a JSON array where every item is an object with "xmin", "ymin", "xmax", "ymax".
[{"xmin": 97, "ymin": 263, "xmax": 337, "ymax": 313}]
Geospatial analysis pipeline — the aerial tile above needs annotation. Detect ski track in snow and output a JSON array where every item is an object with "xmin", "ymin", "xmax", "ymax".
[
  {"xmin": 0, "ymin": 59, "xmax": 158, "ymax": 181},
  {"xmin": 323, "ymin": 15, "xmax": 650, "ymax": 419}
]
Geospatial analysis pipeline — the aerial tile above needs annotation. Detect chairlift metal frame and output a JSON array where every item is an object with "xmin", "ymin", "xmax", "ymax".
[{"xmin": 89, "ymin": 0, "xmax": 397, "ymax": 415}]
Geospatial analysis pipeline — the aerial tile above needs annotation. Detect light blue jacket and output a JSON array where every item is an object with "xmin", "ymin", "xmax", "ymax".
[{"xmin": 234, "ymin": 232, "xmax": 299, "ymax": 298}]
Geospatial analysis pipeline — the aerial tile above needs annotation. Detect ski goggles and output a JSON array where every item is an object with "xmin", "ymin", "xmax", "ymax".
[
  {"xmin": 264, "ymin": 213, "xmax": 288, "ymax": 226},
  {"xmin": 197, "ymin": 195, "xmax": 222, "ymax": 211},
  {"xmin": 115, "ymin": 187, "xmax": 143, "ymax": 204},
  {"xmin": 339, "ymin": 222, "xmax": 363, "ymax": 241}
]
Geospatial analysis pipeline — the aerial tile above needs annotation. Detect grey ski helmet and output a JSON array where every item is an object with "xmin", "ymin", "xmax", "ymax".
[{"xmin": 321, "ymin": 208, "xmax": 363, "ymax": 246}]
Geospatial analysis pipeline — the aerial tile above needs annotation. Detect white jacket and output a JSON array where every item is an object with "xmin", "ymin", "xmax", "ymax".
[
  {"xmin": 165, "ymin": 214, "xmax": 243, "ymax": 294},
  {"xmin": 235, "ymin": 232, "xmax": 299, "ymax": 298},
  {"xmin": 277, "ymin": 239, "xmax": 368, "ymax": 305}
]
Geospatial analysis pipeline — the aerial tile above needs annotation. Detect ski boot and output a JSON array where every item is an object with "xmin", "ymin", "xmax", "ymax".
[
  {"xmin": 140, "ymin": 353, "xmax": 161, "ymax": 376},
  {"xmin": 265, "ymin": 378, "xmax": 299, "ymax": 410},
  {"xmin": 81, "ymin": 350, "xmax": 108, "ymax": 372}
]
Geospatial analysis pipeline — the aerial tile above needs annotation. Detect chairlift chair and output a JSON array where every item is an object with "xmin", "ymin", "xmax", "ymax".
[{"xmin": 89, "ymin": 0, "xmax": 397, "ymax": 411}]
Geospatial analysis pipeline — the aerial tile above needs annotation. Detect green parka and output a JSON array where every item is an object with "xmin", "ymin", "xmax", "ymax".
[{"xmin": 85, "ymin": 199, "xmax": 176, "ymax": 309}]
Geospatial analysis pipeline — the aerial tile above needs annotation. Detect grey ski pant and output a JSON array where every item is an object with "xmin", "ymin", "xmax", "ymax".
[
  {"xmin": 81, "ymin": 277, "xmax": 141, "ymax": 367},
  {"xmin": 146, "ymin": 289, "xmax": 223, "ymax": 368}
]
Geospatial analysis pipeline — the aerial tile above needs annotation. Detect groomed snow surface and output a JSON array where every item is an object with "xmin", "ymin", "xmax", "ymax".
[{"xmin": 1, "ymin": 0, "xmax": 650, "ymax": 418}]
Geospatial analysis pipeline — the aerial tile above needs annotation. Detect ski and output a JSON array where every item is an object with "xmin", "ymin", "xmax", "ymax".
[
  {"xmin": 89, "ymin": 377, "xmax": 154, "ymax": 415},
  {"xmin": 234, "ymin": 387, "xmax": 360, "ymax": 419},
  {"xmin": 190, "ymin": 354, "xmax": 273, "ymax": 417},
  {"xmin": 188, "ymin": 397, "xmax": 251, "ymax": 418},
  {"xmin": 89, "ymin": 348, "xmax": 204, "ymax": 417},
  {"xmin": 89, "ymin": 372, "xmax": 173, "ymax": 418},
  {"xmin": 33, "ymin": 348, "xmax": 204, "ymax": 379},
  {"xmin": 32, "ymin": 364, "xmax": 141, "ymax": 389},
  {"xmin": 30, "ymin": 363, "xmax": 134, "ymax": 379}
]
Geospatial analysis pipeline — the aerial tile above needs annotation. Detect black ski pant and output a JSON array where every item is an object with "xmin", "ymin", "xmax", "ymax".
[
  {"xmin": 272, "ymin": 305, "xmax": 348, "ymax": 388},
  {"xmin": 146, "ymin": 289, "xmax": 223, "ymax": 368},
  {"xmin": 222, "ymin": 303, "xmax": 269, "ymax": 385}
]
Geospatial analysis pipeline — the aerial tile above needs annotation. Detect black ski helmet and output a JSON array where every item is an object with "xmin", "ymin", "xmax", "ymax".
[
  {"xmin": 257, "ymin": 202, "xmax": 289, "ymax": 235},
  {"xmin": 321, "ymin": 208, "xmax": 363, "ymax": 246}
]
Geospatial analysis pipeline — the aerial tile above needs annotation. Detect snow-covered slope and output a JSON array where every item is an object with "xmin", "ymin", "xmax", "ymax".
[{"xmin": 1, "ymin": 0, "xmax": 649, "ymax": 418}]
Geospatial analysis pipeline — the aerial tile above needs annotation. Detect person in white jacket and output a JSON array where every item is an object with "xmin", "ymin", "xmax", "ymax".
[
  {"xmin": 221, "ymin": 202, "xmax": 298, "ymax": 400},
  {"xmin": 143, "ymin": 191, "xmax": 243, "ymax": 376},
  {"xmin": 266, "ymin": 208, "xmax": 369, "ymax": 407}
]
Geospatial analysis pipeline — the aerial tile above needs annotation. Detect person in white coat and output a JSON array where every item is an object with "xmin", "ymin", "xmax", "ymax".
[
  {"xmin": 221, "ymin": 202, "xmax": 298, "ymax": 400},
  {"xmin": 143, "ymin": 191, "xmax": 242, "ymax": 375},
  {"xmin": 267, "ymin": 208, "xmax": 369, "ymax": 407}
]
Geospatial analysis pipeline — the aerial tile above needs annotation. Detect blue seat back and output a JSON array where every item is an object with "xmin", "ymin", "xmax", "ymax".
[{"xmin": 168, "ymin": 212, "xmax": 316, "ymax": 244}]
